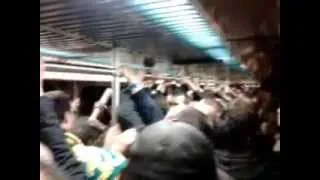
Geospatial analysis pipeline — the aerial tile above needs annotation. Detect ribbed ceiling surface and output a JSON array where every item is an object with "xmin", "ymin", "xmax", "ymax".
[{"xmin": 40, "ymin": 0, "xmax": 218, "ymax": 60}]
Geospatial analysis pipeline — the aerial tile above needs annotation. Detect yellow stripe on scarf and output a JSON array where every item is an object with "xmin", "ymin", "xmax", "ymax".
[{"xmin": 65, "ymin": 132, "xmax": 83, "ymax": 148}]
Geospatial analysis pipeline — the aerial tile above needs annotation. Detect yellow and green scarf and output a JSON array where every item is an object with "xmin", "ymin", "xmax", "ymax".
[{"xmin": 65, "ymin": 132, "xmax": 128, "ymax": 180}]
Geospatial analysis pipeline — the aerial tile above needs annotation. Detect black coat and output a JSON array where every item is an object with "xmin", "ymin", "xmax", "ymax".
[
  {"xmin": 118, "ymin": 88, "xmax": 164, "ymax": 130},
  {"xmin": 40, "ymin": 96, "xmax": 87, "ymax": 180}
]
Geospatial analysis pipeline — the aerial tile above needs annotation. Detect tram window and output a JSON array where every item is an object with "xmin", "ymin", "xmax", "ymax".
[
  {"xmin": 79, "ymin": 86, "xmax": 109, "ymax": 116},
  {"xmin": 43, "ymin": 80, "xmax": 69, "ymax": 92}
]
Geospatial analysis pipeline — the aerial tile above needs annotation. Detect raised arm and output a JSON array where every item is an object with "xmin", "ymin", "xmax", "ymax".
[{"xmin": 122, "ymin": 68, "xmax": 164, "ymax": 125}]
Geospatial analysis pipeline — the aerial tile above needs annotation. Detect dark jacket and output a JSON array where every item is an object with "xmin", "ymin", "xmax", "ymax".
[
  {"xmin": 212, "ymin": 115, "xmax": 277, "ymax": 180},
  {"xmin": 118, "ymin": 88, "xmax": 164, "ymax": 130},
  {"xmin": 40, "ymin": 96, "xmax": 87, "ymax": 180},
  {"xmin": 118, "ymin": 92, "xmax": 145, "ymax": 130},
  {"xmin": 130, "ymin": 88, "xmax": 164, "ymax": 125}
]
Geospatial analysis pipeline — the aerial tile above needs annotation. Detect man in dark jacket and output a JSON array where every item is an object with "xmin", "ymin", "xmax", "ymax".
[
  {"xmin": 40, "ymin": 61, "xmax": 86, "ymax": 180},
  {"xmin": 118, "ymin": 68, "xmax": 164, "ymax": 130},
  {"xmin": 40, "ymin": 96, "xmax": 87, "ymax": 180},
  {"xmin": 117, "ymin": 90, "xmax": 145, "ymax": 130}
]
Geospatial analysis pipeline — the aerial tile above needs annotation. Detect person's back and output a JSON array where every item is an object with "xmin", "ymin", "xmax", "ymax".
[
  {"xmin": 211, "ymin": 97, "xmax": 276, "ymax": 180},
  {"xmin": 168, "ymin": 93, "xmax": 277, "ymax": 180}
]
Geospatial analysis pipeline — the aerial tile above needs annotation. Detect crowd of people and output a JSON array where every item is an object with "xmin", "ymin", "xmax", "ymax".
[{"xmin": 40, "ymin": 62, "xmax": 280, "ymax": 180}]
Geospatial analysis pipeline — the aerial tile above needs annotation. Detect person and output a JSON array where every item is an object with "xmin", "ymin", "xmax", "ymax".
[
  {"xmin": 212, "ymin": 96, "xmax": 279, "ymax": 180},
  {"xmin": 40, "ymin": 143, "xmax": 69, "ymax": 180},
  {"xmin": 40, "ymin": 61, "xmax": 87, "ymax": 180},
  {"xmin": 165, "ymin": 106, "xmax": 215, "ymax": 145},
  {"xmin": 120, "ymin": 68, "xmax": 164, "ymax": 126},
  {"xmin": 117, "ymin": 91, "xmax": 145, "ymax": 130},
  {"xmin": 182, "ymin": 78, "xmax": 204, "ymax": 101},
  {"xmin": 40, "ymin": 143, "xmax": 54, "ymax": 166},
  {"xmin": 40, "ymin": 161, "xmax": 70, "ymax": 180},
  {"xmin": 43, "ymin": 90, "xmax": 134, "ymax": 180},
  {"xmin": 120, "ymin": 121, "xmax": 218, "ymax": 180},
  {"xmin": 165, "ymin": 89, "xmax": 223, "ymax": 126}
]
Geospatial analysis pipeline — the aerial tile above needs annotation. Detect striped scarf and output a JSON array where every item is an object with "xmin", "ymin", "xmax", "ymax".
[{"xmin": 65, "ymin": 132, "xmax": 128, "ymax": 180}]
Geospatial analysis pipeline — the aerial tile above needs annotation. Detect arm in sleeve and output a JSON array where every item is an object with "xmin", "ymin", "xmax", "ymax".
[
  {"xmin": 129, "ymin": 85, "xmax": 164, "ymax": 125},
  {"xmin": 40, "ymin": 96, "xmax": 87, "ymax": 180},
  {"xmin": 118, "ymin": 92, "xmax": 145, "ymax": 130}
]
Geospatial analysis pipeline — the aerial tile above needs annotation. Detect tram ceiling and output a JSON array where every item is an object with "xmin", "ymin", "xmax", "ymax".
[{"xmin": 40, "ymin": 0, "xmax": 239, "ymax": 66}]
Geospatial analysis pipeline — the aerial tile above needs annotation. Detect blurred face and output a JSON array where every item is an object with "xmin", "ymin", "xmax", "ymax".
[{"xmin": 61, "ymin": 110, "xmax": 76, "ymax": 131}]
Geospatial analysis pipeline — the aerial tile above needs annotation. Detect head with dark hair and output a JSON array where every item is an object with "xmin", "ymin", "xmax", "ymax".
[
  {"xmin": 212, "ymin": 96, "xmax": 260, "ymax": 150},
  {"xmin": 71, "ymin": 116, "xmax": 104, "ymax": 145},
  {"xmin": 43, "ymin": 90, "xmax": 75, "ymax": 131},
  {"xmin": 169, "ymin": 106, "xmax": 215, "ymax": 143},
  {"xmin": 122, "ymin": 121, "xmax": 217, "ymax": 180},
  {"xmin": 211, "ymin": 96, "xmax": 274, "ymax": 179},
  {"xmin": 194, "ymin": 90, "xmax": 224, "ymax": 122},
  {"xmin": 202, "ymin": 89, "xmax": 223, "ymax": 104}
]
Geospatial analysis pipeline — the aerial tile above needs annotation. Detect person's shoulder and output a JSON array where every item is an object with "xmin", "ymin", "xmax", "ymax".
[
  {"xmin": 40, "ymin": 95, "xmax": 50, "ymax": 101},
  {"xmin": 72, "ymin": 145, "xmax": 127, "ymax": 179},
  {"xmin": 40, "ymin": 96, "xmax": 54, "ymax": 107}
]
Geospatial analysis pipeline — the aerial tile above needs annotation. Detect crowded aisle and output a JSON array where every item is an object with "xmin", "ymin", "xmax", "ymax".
[
  {"xmin": 40, "ymin": 63, "xmax": 280, "ymax": 180},
  {"xmin": 40, "ymin": 0, "xmax": 279, "ymax": 179}
]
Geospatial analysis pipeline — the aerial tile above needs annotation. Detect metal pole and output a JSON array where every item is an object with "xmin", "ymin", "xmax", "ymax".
[
  {"xmin": 111, "ymin": 41, "xmax": 120, "ymax": 125},
  {"xmin": 72, "ymin": 81, "xmax": 79, "ymax": 99}
]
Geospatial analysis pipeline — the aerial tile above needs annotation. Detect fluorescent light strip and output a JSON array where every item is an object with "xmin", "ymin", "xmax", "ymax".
[
  {"xmin": 185, "ymin": 42, "xmax": 222, "ymax": 49},
  {"xmin": 40, "ymin": 47, "xmax": 87, "ymax": 58},
  {"xmin": 133, "ymin": 0, "xmax": 235, "ymax": 65},
  {"xmin": 131, "ymin": 0, "xmax": 160, "ymax": 5},
  {"xmin": 42, "ymin": 56, "xmax": 115, "ymax": 69},
  {"xmin": 134, "ymin": 0, "xmax": 188, "ymax": 9},
  {"xmin": 174, "ymin": 30, "xmax": 215, "ymax": 36},
  {"xmin": 205, "ymin": 48, "xmax": 229, "ymax": 57},
  {"xmin": 186, "ymin": 37, "xmax": 223, "ymax": 49},
  {"xmin": 142, "ymin": 5, "xmax": 193, "ymax": 15},
  {"xmin": 166, "ymin": 23, "xmax": 209, "ymax": 31},
  {"xmin": 178, "ymin": 35, "xmax": 218, "ymax": 43},
  {"xmin": 158, "ymin": 18, "xmax": 205, "ymax": 26},
  {"xmin": 44, "ymin": 71, "xmax": 127, "ymax": 82},
  {"xmin": 151, "ymin": 12, "xmax": 202, "ymax": 22},
  {"xmin": 170, "ymin": 29, "xmax": 213, "ymax": 36},
  {"xmin": 145, "ymin": 9, "xmax": 198, "ymax": 18},
  {"xmin": 205, "ymin": 48, "xmax": 235, "ymax": 64},
  {"xmin": 45, "ymin": 64, "xmax": 115, "ymax": 74},
  {"xmin": 167, "ymin": 23, "xmax": 210, "ymax": 30},
  {"xmin": 155, "ymin": 16, "xmax": 204, "ymax": 26},
  {"xmin": 170, "ymin": 26, "xmax": 213, "ymax": 34}
]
